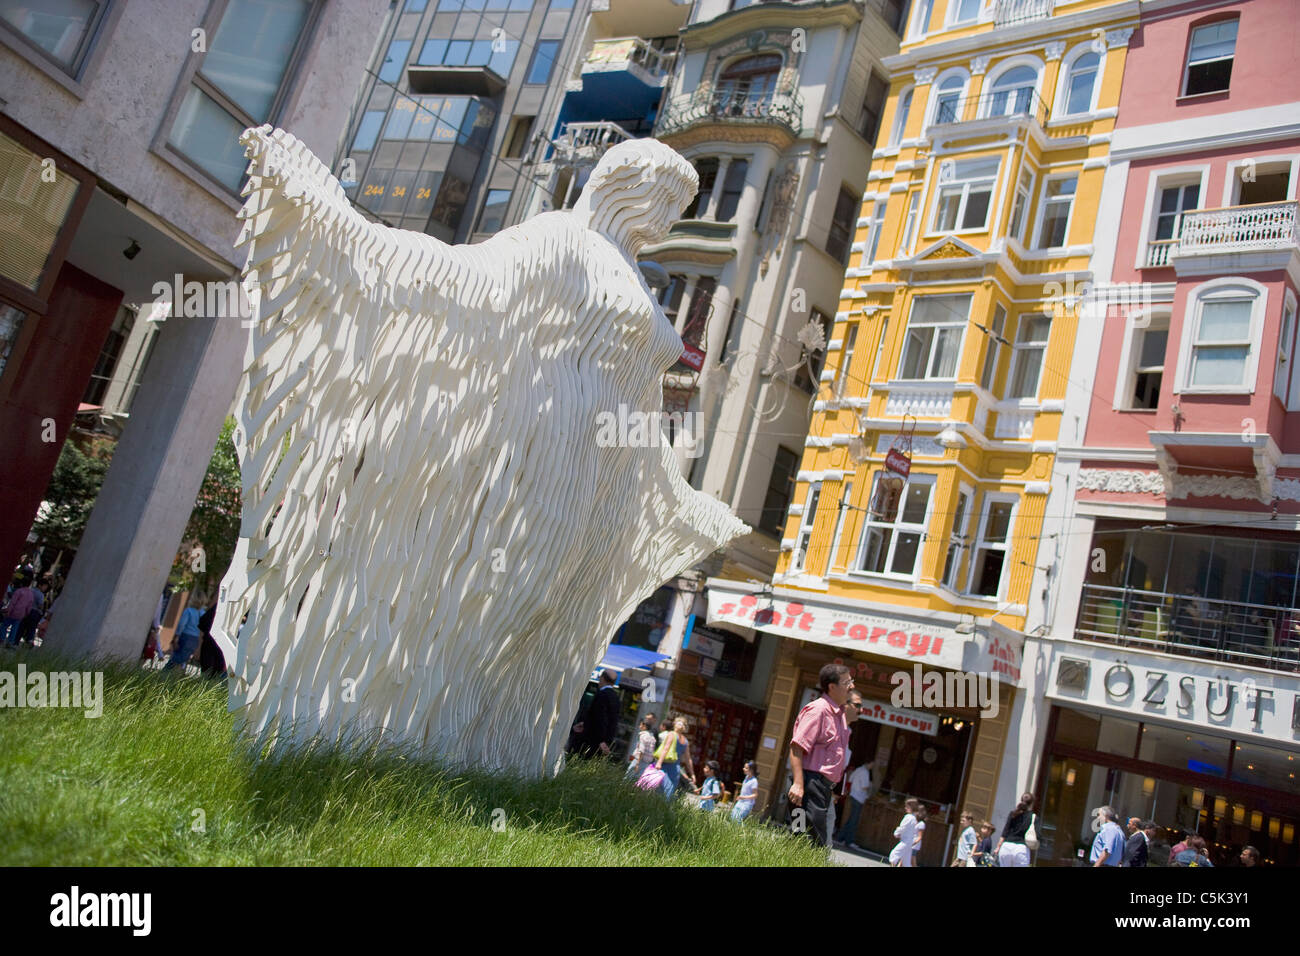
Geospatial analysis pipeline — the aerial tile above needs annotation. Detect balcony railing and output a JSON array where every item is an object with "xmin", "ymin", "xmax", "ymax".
[
  {"xmin": 1180, "ymin": 200, "xmax": 1300, "ymax": 254},
  {"xmin": 547, "ymin": 120, "xmax": 635, "ymax": 167},
  {"xmin": 655, "ymin": 88, "xmax": 804, "ymax": 140},
  {"xmin": 584, "ymin": 36, "xmax": 675, "ymax": 82},
  {"xmin": 993, "ymin": 0, "xmax": 1055, "ymax": 27},
  {"xmin": 932, "ymin": 87, "xmax": 1050, "ymax": 128},
  {"xmin": 1076, "ymin": 584, "xmax": 1300, "ymax": 673},
  {"xmin": 1142, "ymin": 201, "xmax": 1299, "ymax": 267}
]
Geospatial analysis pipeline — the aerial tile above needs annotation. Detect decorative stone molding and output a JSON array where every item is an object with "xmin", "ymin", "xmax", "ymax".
[
  {"xmin": 884, "ymin": 384, "xmax": 953, "ymax": 418},
  {"xmin": 1106, "ymin": 28, "xmax": 1135, "ymax": 49},
  {"xmin": 1044, "ymin": 41, "xmax": 1066, "ymax": 60},
  {"xmin": 1077, "ymin": 468, "xmax": 1165, "ymax": 495},
  {"xmin": 874, "ymin": 434, "xmax": 946, "ymax": 458},
  {"xmin": 1025, "ymin": 481, "xmax": 1052, "ymax": 495},
  {"xmin": 970, "ymin": 54, "xmax": 991, "ymax": 75},
  {"xmin": 915, "ymin": 66, "xmax": 938, "ymax": 85}
]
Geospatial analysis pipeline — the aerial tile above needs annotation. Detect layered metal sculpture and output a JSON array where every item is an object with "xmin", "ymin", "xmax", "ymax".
[{"xmin": 213, "ymin": 126, "xmax": 747, "ymax": 776}]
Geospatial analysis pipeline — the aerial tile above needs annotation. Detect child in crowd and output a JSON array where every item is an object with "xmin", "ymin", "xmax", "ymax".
[
  {"xmin": 889, "ymin": 798, "xmax": 922, "ymax": 866},
  {"xmin": 731, "ymin": 761, "xmax": 758, "ymax": 822},
  {"xmin": 970, "ymin": 821, "xmax": 997, "ymax": 867},
  {"xmin": 698, "ymin": 760, "xmax": 723, "ymax": 812},
  {"xmin": 953, "ymin": 810, "xmax": 978, "ymax": 867}
]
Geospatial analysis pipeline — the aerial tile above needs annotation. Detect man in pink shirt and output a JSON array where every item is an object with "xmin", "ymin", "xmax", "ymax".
[{"xmin": 788, "ymin": 662, "xmax": 853, "ymax": 848}]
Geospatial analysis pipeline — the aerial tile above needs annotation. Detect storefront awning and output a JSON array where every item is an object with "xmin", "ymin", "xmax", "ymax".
[
  {"xmin": 705, "ymin": 579, "xmax": 1024, "ymax": 686},
  {"xmin": 590, "ymin": 644, "xmax": 671, "ymax": 684}
]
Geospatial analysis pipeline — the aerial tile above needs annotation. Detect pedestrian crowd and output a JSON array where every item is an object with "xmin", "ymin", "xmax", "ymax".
[{"xmin": 1, "ymin": 555, "xmax": 60, "ymax": 648}]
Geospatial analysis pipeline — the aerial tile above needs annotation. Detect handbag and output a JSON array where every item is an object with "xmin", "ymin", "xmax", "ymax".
[
  {"xmin": 1024, "ymin": 813, "xmax": 1039, "ymax": 851},
  {"xmin": 636, "ymin": 763, "xmax": 665, "ymax": 790}
]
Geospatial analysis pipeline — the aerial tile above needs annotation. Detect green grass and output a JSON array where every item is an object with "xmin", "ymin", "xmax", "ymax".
[{"xmin": 0, "ymin": 649, "xmax": 826, "ymax": 866}]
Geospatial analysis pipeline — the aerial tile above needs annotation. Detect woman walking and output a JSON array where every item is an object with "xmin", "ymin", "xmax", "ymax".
[
  {"xmin": 654, "ymin": 716, "xmax": 696, "ymax": 801},
  {"xmin": 995, "ymin": 792, "xmax": 1037, "ymax": 867}
]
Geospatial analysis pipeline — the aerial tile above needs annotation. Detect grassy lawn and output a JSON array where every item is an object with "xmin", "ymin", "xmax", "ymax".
[{"xmin": 0, "ymin": 649, "xmax": 826, "ymax": 866}]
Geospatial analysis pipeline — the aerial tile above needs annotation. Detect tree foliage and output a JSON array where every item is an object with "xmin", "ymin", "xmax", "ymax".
[
  {"xmin": 32, "ymin": 438, "xmax": 112, "ymax": 553},
  {"xmin": 170, "ymin": 417, "xmax": 242, "ymax": 599}
]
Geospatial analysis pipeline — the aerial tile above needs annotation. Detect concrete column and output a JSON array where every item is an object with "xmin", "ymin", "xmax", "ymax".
[
  {"xmin": 704, "ymin": 157, "xmax": 731, "ymax": 221},
  {"xmin": 50, "ymin": 295, "xmax": 246, "ymax": 663},
  {"xmin": 674, "ymin": 275, "xmax": 699, "ymax": 334}
]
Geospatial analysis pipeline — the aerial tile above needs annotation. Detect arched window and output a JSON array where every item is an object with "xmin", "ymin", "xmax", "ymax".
[
  {"xmin": 890, "ymin": 88, "xmax": 914, "ymax": 145},
  {"xmin": 931, "ymin": 73, "xmax": 966, "ymax": 125},
  {"xmin": 1062, "ymin": 50, "xmax": 1100, "ymax": 115},
  {"xmin": 715, "ymin": 54, "xmax": 782, "ymax": 115},
  {"xmin": 986, "ymin": 65, "xmax": 1038, "ymax": 117}
]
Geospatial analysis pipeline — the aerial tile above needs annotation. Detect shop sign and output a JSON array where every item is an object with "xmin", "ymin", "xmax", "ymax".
[
  {"xmin": 858, "ymin": 699, "xmax": 938, "ymax": 736},
  {"xmin": 689, "ymin": 633, "xmax": 725, "ymax": 661},
  {"xmin": 1048, "ymin": 643, "xmax": 1300, "ymax": 745},
  {"xmin": 705, "ymin": 585, "xmax": 1023, "ymax": 686}
]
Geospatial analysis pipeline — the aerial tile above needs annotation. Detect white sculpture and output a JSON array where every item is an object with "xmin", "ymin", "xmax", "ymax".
[{"xmin": 213, "ymin": 126, "xmax": 748, "ymax": 777}]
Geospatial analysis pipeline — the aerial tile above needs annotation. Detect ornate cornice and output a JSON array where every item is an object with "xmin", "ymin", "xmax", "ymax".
[
  {"xmin": 1106, "ymin": 28, "xmax": 1135, "ymax": 49},
  {"xmin": 1044, "ymin": 41, "xmax": 1066, "ymax": 61},
  {"xmin": 915, "ymin": 66, "xmax": 938, "ymax": 85}
]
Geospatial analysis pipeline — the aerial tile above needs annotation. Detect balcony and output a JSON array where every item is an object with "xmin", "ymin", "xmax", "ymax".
[
  {"xmin": 547, "ymin": 120, "xmax": 635, "ymax": 168},
  {"xmin": 993, "ymin": 0, "xmax": 1055, "ymax": 27},
  {"xmin": 583, "ymin": 37, "xmax": 675, "ymax": 85},
  {"xmin": 1077, "ymin": 584, "xmax": 1300, "ymax": 673},
  {"xmin": 1143, "ymin": 201, "xmax": 1300, "ymax": 271},
  {"xmin": 655, "ymin": 87, "xmax": 804, "ymax": 147},
  {"xmin": 930, "ymin": 88, "xmax": 1050, "ymax": 131}
]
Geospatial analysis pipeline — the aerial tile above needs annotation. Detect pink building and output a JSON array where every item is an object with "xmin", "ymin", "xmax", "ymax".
[{"xmin": 1032, "ymin": 0, "xmax": 1300, "ymax": 869}]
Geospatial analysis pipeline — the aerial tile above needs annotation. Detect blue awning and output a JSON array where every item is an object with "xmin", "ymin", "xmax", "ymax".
[{"xmin": 596, "ymin": 644, "xmax": 670, "ymax": 675}]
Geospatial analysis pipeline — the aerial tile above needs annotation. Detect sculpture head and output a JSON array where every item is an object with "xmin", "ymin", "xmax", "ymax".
[{"xmin": 573, "ymin": 138, "xmax": 698, "ymax": 254}]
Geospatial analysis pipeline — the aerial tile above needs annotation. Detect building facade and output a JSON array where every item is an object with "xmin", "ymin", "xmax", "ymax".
[
  {"xmin": 724, "ymin": 0, "xmax": 1143, "ymax": 860},
  {"xmin": 0, "ymin": 0, "xmax": 387, "ymax": 659},
  {"xmin": 1027, "ymin": 0, "xmax": 1300, "ymax": 867}
]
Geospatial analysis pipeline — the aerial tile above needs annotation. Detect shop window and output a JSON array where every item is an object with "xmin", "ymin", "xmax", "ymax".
[
  {"xmin": 1007, "ymin": 313, "xmax": 1051, "ymax": 399},
  {"xmin": 931, "ymin": 156, "xmax": 997, "ymax": 232},
  {"xmin": 1183, "ymin": 18, "xmax": 1237, "ymax": 96},
  {"xmin": 899, "ymin": 294, "xmax": 970, "ymax": 380},
  {"xmin": 1035, "ymin": 174, "xmax": 1077, "ymax": 249},
  {"xmin": 759, "ymin": 446, "xmax": 800, "ymax": 537},
  {"xmin": 853, "ymin": 472, "xmax": 934, "ymax": 578},
  {"xmin": 968, "ymin": 495, "xmax": 1014, "ymax": 597}
]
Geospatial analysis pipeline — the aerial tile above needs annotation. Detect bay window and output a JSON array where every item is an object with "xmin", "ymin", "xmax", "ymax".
[
  {"xmin": 1035, "ymin": 174, "xmax": 1077, "ymax": 249},
  {"xmin": 1008, "ymin": 313, "xmax": 1051, "ymax": 399},
  {"xmin": 969, "ymin": 496, "xmax": 1015, "ymax": 598},
  {"xmin": 855, "ymin": 473, "xmax": 934, "ymax": 579},
  {"xmin": 899, "ymin": 294, "xmax": 970, "ymax": 380},
  {"xmin": 932, "ymin": 156, "xmax": 998, "ymax": 232}
]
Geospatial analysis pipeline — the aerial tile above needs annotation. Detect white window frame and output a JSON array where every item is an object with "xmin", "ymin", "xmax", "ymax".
[
  {"xmin": 899, "ymin": 190, "xmax": 921, "ymax": 256},
  {"xmin": 898, "ymin": 294, "xmax": 971, "ymax": 381},
  {"xmin": 852, "ymin": 472, "xmax": 936, "ymax": 582},
  {"xmin": 1007, "ymin": 169, "xmax": 1033, "ymax": 244},
  {"xmin": 790, "ymin": 481, "xmax": 822, "ymax": 573},
  {"xmin": 872, "ymin": 315, "xmax": 891, "ymax": 380},
  {"xmin": 1007, "ymin": 313, "xmax": 1052, "ymax": 399},
  {"xmin": 979, "ymin": 57, "xmax": 1043, "ymax": 120},
  {"xmin": 1132, "ymin": 165, "xmax": 1210, "ymax": 270},
  {"xmin": 1032, "ymin": 172, "xmax": 1078, "ymax": 250},
  {"xmin": 1274, "ymin": 295, "xmax": 1295, "ymax": 404},
  {"xmin": 946, "ymin": 0, "xmax": 983, "ymax": 26},
  {"xmin": 1285, "ymin": 292, "xmax": 1300, "ymax": 411},
  {"xmin": 1181, "ymin": 18, "xmax": 1238, "ymax": 98},
  {"xmin": 890, "ymin": 86, "xmax": 915, "ymax": 147},
  {"xmin": 929, "ymin": 156, "xmax": 999, "ymax": 235},
  {"xmin": 1174, "ymin": 277, "xmax": 1269, "ymax": 395},
  {"xmin": 908, "ymin": 0, "xmax": 935, "ymax": 39},
  {"xmin": 926, "ymin": 68, "xmax": 969, "ymax": 128},
  {"xmin": 1112, "ymin": 307, "xmax": 1172, "ymax": 411},
  {"xmin": 865, "ymin": 200, "xmax": 889, "ymax": 265},
  {"xmin": 966, "ymin": 493, "xmax": 1018, "ymax": 599},
  {"xmin": 828, "ymin": 480, "xmax": 855, "ymax": 572},
  {"xmin": 979, "ymin": 303, "xmax": 1008, "ymax": 395},
  {"xmin": 1054, "ymin": 44, "xmax": 1105, "ymax": 117},
  {"xmin": 836, "ymin": 322, "xmax": 859, "ymax": 398},
  {"xmin": 1220, "ymin": 154, "xmax": 1300, "ymax": 207},
  {"xmin": 942, "ymin": 484, "xmax": 974, "ymax": 591}
]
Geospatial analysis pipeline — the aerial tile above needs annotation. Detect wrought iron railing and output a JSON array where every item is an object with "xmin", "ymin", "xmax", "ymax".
[
  {"xmin": 1076, "ymin": 584, "xmax": 1300, "ymax": 673},
  {"xmin": 993, "ymin": 0, "xmax": 1055, "ymax": 27},
  {"xmin": 655, "ymin": 87, "xmax": 804, "ymax": 139},
  {"xmin": 1179, "ymin": 200, "xmax": 1299, "ymax": 253},
  {"xmin": 932, "ymin": 87, "xmax": 1050, "ymax": 128}
]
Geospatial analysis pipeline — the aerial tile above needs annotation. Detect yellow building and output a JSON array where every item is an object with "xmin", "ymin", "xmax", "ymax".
[{"xmin": 706, "ymin": 0, "xmax": 1139, "ymax": 861}]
